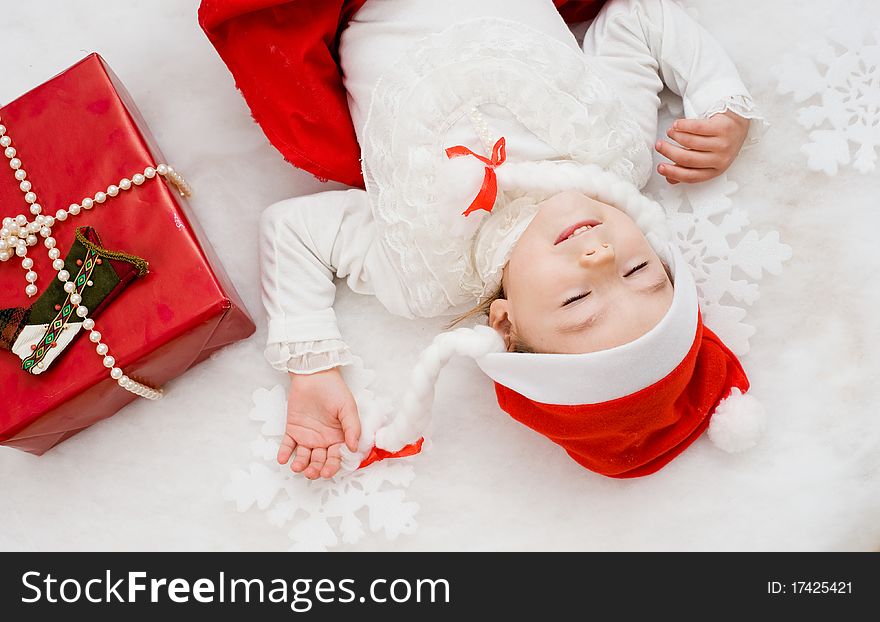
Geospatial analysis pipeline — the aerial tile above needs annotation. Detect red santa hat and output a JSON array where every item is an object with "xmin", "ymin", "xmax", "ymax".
[{"xmin": 354, "ymin": 242, "xmax": 765, "ymax": 478}]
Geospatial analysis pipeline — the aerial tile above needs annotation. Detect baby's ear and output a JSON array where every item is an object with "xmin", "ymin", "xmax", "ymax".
[{"xmin": 488, "ymin": 299, "xmax": 515, "ymax": 352}]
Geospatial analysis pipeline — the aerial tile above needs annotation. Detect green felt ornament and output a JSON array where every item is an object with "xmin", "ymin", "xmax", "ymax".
[{"xmin": 0, "ymin": 226, "xmax": 147, "ymax": 374}]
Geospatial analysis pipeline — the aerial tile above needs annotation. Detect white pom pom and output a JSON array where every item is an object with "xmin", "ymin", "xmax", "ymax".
[{"xmin": 707, "ymin": 388, "xmax": 766, "ymax": 453}]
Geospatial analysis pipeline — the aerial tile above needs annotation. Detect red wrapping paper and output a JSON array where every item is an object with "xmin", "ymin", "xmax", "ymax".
[{"xmin": 0, "ymin": 54, "xmax": 256, "ymax": 455}]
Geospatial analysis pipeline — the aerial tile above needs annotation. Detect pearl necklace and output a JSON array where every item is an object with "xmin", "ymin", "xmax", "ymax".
[
  {"xmin": 0, "ymin": 115, "xmax": 191, "ymax": 400},
  {"xmin": 466, "ymin": 105, "xmax": 496, "ymax": 156}
]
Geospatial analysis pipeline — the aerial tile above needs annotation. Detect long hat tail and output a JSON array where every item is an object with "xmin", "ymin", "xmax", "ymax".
[{"xmin": 341, "ymin": 326, "xmax": 504, "ymax": 471}]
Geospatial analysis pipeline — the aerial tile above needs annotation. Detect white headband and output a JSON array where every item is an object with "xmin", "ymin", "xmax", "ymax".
[
  {"xmin": 470, "ymin": 196, "xmax": 540, "ymax": 297},
  {"xmin": 471, "ymin": 161, "xmax": 671, "ymax": 297}
]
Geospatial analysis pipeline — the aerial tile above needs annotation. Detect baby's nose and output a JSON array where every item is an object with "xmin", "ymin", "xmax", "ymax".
[{"xmin": 579, "ymin": 243, "xmax": 614, "ymax": 267}]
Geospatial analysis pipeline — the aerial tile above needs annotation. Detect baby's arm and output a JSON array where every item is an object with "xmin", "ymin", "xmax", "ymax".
[
  {"xmin": 584, "ymin": 0, "xmax": 768, "ymax": 184},
  {"xmin": 259, "ymin": 189, "xmax": 407, "ymax": 478}
]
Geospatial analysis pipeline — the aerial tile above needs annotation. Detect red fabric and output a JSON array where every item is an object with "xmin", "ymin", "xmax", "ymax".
[
  {"xmin": 358, "ymin": 437, "xmax": 425, "ymax": 469},
  {"xmin": 0, "ymin": 54, "xmax": 256, "ymax": 454},
  {"xmin": 494, "ymin": 318, "xmax": 750, "ymax": 478},
  {"xmin": 198, "ymin": 0, "xmax": 370, "ymax": 188},
  {"xmin": 445, "ymin": 137, "xmax": 507, "ymax": 216},
  {"xmin": 554, "ymin": 0, "xmax": 609, "ymax": 23},
  {"xmin": 198, "ymin": 0, "xmax": 607, "ymax": 188}
]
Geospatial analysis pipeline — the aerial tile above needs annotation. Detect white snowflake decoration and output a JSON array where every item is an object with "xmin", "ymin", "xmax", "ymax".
[
  {"xmin": 652, "ymin": 177, "xmax": 792, "ymax": 356},
  {"xmin": 651, "ymin": 89, "xmax": 791, "ymax": 356},
  {"xmin": 224, "ymin": 361, "xmax": 419, "ymax": 552},
  {"xmin": 772, "ymin": 22, "xmax": 880, "ymax": 175}
]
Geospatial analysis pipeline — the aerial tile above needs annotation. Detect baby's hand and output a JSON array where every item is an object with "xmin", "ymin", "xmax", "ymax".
[
  {"xmin": 655, "ymin": 110, "xmax": 751, "ymax": 184},
  {"xmin": 277, "ymin": 367, "xmax": 361, "ymax": 480}
]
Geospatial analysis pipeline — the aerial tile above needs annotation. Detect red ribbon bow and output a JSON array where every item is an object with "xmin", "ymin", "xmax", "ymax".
[
  {"xmin": 445, "ymin": 136, "xmax": 506, "ymax": 216},
  {"xmin": 357, "ymin": 437, "xmax": 425, "ymax": 469}
]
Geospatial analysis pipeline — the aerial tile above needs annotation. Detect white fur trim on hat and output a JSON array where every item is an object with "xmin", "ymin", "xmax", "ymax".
[
  {"xmin": 474, "ymin": 242, "xmax": 698, "ymax": 405},
  {"xmin": 707, "ymin": 388, "xmax": 766, "ymax": 452}
]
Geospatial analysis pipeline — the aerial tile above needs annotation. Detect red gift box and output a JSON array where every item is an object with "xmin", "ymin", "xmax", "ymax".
[{"xmin": 0, "ymin": 54, "xmax": 256, "ymax": 454}]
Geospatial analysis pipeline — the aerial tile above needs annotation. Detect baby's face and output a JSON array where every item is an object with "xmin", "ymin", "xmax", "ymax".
[{"xmin": 490, "ymin": 191, "xmax": 673, "ymax": 354}]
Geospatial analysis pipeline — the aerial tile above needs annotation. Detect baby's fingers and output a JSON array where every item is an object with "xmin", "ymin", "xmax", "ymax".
[
  {"xmin": 672, "ymin": 118, "xmax": 719, "ymax": 136},
  {"xmin": 320, "ymin": 444, "xmax": 344, "ymax": 479},
  {"xmin": 339, "ymin": 400, "xmax": 362, "ymax": 453},
  {"xmin": 655, "ymin": 140, "xmax": 715, "ymax": 169},
  {"xmin": 304, "ymin": 448, "xmax": 327, "ymax": 480},
  {"xmin": 291, "ymin": 445, "xmax": 311, "ymax": 473},
  {"xmin": 657, "ymin": 163, "xmax": 715, "ymax": 184},
  {"xmin": 666, "ymin": 127, "xmax": 719, "ymax": 152},
  {"xmin": 277, "ymin": 435, "xmax": 295, "ymax": 464}
]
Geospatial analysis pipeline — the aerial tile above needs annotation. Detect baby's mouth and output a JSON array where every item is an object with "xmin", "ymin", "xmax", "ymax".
[{"xmin": 555, "ymin": 220, "xmax": 602, "ymax": 245}]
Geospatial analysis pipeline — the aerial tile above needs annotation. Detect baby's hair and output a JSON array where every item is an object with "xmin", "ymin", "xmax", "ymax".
[{"xmin": 446, "ymin": 283, "xmax": 534, "ymax": 353}]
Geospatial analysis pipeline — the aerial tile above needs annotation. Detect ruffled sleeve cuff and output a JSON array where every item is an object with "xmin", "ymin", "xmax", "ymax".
[
  {"xmin": 699, "ymin": 93, "xmax": 770, "ymax": 151},
  {"xmin": 264, "ymin": 339, "xmax": 355, "ymax": 375},
  {"xmin": 682, "ymin": 77, "xmax": 770, "ymax": 152}
]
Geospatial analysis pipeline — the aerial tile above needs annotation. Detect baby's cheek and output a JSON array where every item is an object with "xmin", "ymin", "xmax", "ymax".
[
  {"xmin": 506, "ymin": 258, "xmax": 548, "ymax": 304},
  {"xmin": 511, "ymin": 247, "xmax": 556, "ymax": 290}
]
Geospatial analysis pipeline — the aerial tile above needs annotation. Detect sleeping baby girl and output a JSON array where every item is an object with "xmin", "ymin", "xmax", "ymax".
[{"xmin": 254, "ymin": 0, "xmax": 769, "ymax": 479}]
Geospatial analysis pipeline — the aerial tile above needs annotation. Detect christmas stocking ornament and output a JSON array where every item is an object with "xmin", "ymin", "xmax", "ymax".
[{"xmin": 0, "ymin": 226, "xmax": 147, "ymax": 375}]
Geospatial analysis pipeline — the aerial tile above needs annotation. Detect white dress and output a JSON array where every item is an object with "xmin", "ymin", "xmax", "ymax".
[{"xmin": 258, "ymin": 0, "xmax": 768, "ymax": 374}]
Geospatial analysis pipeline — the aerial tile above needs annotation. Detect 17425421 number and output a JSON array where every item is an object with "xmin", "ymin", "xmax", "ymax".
[
  {"xmin": 792, "ymin": 581, "xmax": 852, "ymax": 594},
  {"xmin": 768, "ymin": 581, "xmax": 853, "ymax": 595}
]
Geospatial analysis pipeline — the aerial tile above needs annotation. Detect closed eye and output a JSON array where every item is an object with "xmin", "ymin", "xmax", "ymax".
[
  {"xmin": 624, "ymin": 261, "xmax": 648, "ymax": 277},
  {"xmin": 562, "ymin": 291, "xmax": 590, "ymax": 307}
]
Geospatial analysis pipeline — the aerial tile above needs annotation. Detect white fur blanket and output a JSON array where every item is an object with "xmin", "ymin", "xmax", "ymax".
[{"xmin": 1, "ymin": 0, "xmax": 877, "ymax": 551}]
